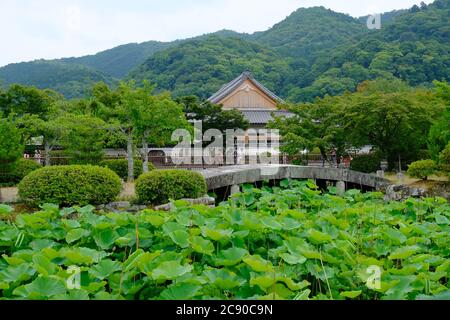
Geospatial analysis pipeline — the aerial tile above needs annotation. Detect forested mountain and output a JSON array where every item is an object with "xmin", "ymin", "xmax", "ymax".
[
  {"xmin": 60, "ymin": 41, "xmax": 173, "ymax": 78},
  {"xmin": 252, "ymin": 7, "xmax": 367, "ymax": 59},
  {"xmin": 0, "ymin": 61, "xmax": 115, "ymax": 99},
  {"xmin": 0, "ymin": 0, "xmax": 449, "ymax": 101},
  {"xmin": 289, "ymin": 0, "xmax": 450, "ymax": 101},
  {"xmin": 128, "ymin": 36, "xmax": 292, "ymax": 99}
]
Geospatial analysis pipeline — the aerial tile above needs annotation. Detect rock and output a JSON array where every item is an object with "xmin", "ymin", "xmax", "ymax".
[
  {"xmin": 99, "ymin": 196, "xmax": 216, "ymax": 213},
  {"xmin": 105, "ymin": 201, "xmax": 131, "ymax": 211},
  {"xmin": 384, "ymin": 185, "xmax": 426, "ymax": 201},
  {"xmin": 154, "ymin": 195, "xmax": 216, "ymax": 211}
]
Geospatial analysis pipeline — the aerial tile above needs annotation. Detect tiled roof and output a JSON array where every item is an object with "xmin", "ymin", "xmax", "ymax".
[
  {"xmin": 241, "ymin": 110, "xmax": 294, "ymax": 125},
  {"xmin": 208, "ymin": 71, "xmax": 285, "ymax": 104}
]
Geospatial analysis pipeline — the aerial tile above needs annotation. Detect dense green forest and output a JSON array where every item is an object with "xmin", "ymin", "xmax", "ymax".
[
  {"xmin": 0, "ymin": 61, "xmax": 115, "ymax": 99},
  {"xmin": 0, "ymin": 0, "xmax": 449, "ymax": 101}
]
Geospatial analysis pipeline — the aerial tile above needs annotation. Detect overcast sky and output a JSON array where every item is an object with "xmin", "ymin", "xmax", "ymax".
[{"xmin": 0, "ymin": 0, "xmax": 434, "ymax": 67}]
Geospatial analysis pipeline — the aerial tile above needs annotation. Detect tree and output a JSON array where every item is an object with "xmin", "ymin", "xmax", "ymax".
[
  {"xmin": 269, "ymin": 95, "xmax": 351, "ymax": 164},
  {"xmin": 125, "ymin": 83, "xmax": 189, "ymax": 173},
  {"xmin": 439, "ymin": 143, "xmax": 450, "ymax": 176},
  {"xmin": 428, "ymin": 81, "xmax": 450, "ymax": 159},
  {"xmin": 58, "ymin": 114, "xmax": 106, "ymax": 165},
  {"xmin": 93, "ymin": 82, "xmax": 136, "ymax": 182},
  {"xmin": 341, "ymin": 81, "xmax": 443, "ymax": 169},
  {"xmin": 407, "ymin": 160, "xmax": 437, "ymax": 180},
  {"xmin": 0, "ymin": 84, "xmax": 56, "ymax": 118},
  {"xmin": 177, "ymin": 96, "xmax": 249, "ymax": 134},
  {"xmin": 94, "ymin": 81, "xmax": 189, "ymax": 181},
  {"xmin": 0, "ymin": 116, "xmax": 24, "ymax": 173}
]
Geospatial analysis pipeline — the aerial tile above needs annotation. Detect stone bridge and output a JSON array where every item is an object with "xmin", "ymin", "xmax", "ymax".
[{"xmin": 201, "ymin": 164, "xmax": 391, "ymax": 194}]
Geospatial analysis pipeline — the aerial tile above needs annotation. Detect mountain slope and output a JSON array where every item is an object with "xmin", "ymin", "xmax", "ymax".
[
  {"xmin": 0, "ymin": 61, "xmax": 115, "ymax": 99},
  {"xmin": 0, "ymin": 1, "xmax": 449, "ymax": 101},
  {"xmin": 287, "ymin": 0, "xmax": 450, "ymax": 101},
  {"xmin": 60, "ymin": 41, "xmax": 173, "ymax": 78},
  {"xmin": 128, "ymin": 36, "xmax": 292, "ymax": 99},
  {"xmin": 252, "ymin": 6, "xmax": 367, "ymax": 59}
]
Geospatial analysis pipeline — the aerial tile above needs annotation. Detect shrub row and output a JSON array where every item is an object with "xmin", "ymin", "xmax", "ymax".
[
  {"xmin": 18, "ymin": 165, "xmax": 122, "ymax": 207},
  {"xmin": 99, "ymin": 159, "xmax": 155, "ymax": 180},
  {"xmin": 136, "ymin": 170, "xmax": 207, "ymax": 205}
]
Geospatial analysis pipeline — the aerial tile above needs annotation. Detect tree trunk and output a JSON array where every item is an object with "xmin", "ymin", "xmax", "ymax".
[
  {"xmin": 142, "ymin": 132, "xmax": 150, "ymax": 173},
  {"xmin": 44, "ymin": 141, "xmax": 51, "ymax": 167},
  {"xmin": 127, "ymin": 133, "xmax": 134, "ymax": 183}
]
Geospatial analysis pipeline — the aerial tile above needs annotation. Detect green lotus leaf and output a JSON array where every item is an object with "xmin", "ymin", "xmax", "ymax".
[
  {"xmin": 214, "ymin": 247, "xmax": 248, "ymax": 266},
  {"xmin": 13, "ymin": 276, "xmax": 66, "ymax": 299},
  {"xmin": 151, "ymin": 261, "xmax": 193, "ymax": 281},
  {"xmin": 340, "ymin": 290, "xmax": 362, "ymax": 299},
  {"xmin": 243, "ymin": 255, "xmax": 273, "ymax": 272},
  {"xmin": 190, "ymin": 236, "xmax": 214, "ymax": 256},
  {"xmin": 160, "ymin": 283, "xmax": 201, "ymax": 300},
  {"xmin": 89, "ymin": 259, "xmax": 121, "ymax": 280}
]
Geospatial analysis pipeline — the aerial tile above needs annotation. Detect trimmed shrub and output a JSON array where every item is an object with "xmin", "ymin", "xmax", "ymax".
[
  {"xmin": 407, "ymin": 160, "xmax": 437, "ymax": 181},
  {"xmin": 18, "ymin": 165, "xmax": 122, "ymax": 207},
  {"xmin": 99, "ymin": 159, "xmax": 154, "ymax": 180},
  {"xmin": 0, "ymin": 159, "xmax": 42, "ymax": 187},
  {"xmin": 350, "ymin": 153, "xmax": 382, "ymax": 173},
  {"xmin": 136, "ymin": 170, "xmax": 207, "ymax": 205}
]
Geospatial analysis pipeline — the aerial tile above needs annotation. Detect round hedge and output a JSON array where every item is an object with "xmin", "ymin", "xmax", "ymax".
[
  {"xmin": 0, "ymin": 159, "xmax": 42, "ymax": 187},
  {"xmin": 99, "ymin": 159, "xmax": 154, "ymax": 180},
  {"xmin": 18, "ymin": 165, "xmax": 122, "ymax": 207},
  {"xmin": 407, "ymin": 159, "xmax": 437, "ymax": 181},
  {"xmin": 136, "ymin": 170, "xmax": 207, "ymax": 205}
]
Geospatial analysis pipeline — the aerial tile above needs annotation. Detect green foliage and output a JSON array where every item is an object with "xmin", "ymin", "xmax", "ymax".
[
  {"xmin": 438, "ymin": 143, "xmax": 450, "ymax": 175},
  {"xmin": 177, "ymin": 96, "xmax": 249, "ymax": 134},
  {"xmin": 0, "ymin": 116, "xmax": 24, "ymax": 174},
  {"xmin": 128, "ymin": 36, "xmax": 292, "ymax": 99},
  {"xmin": 18, "ymin": 165, "xmax": 122, "ymax": 207},
  {"xmin": 1, "ymin": 4, "xmax": 449, "ymax": 101},
  {"xmin": 428, "ymin": 82, "xmax": 450, "ymax": 160},
  {"xmin": 99, "ymin": 159, "xmax": 151, "ymax": 180},
  {"xmin": 0, "ymin": 61, "xmax": 115, "ymax": 99},
  {"xmin": 135, "ymin": 170, "xmax": 207, "ymax": 205},
  {"xmin": 0, "ymin": 182, "xmax": 449, "ymax": 300},
  {"xmin": 0, "ymin": 159, "xmax": 42, "ymax": 187},
  {"xmin": 61, "ymin": 41, "xmax": 173, "ymax": 78},
  {"xmin": 58, "ymin": 114, "xmax": 106, "ymax": 165},
  {"xmin": 0, "ymin": 84, "xmax": 57, "ymax": 118},
  {"xmin": 407, "ymin": 160, "xmax": 438, "ymax": 180},
  {"xmin": 350, "ymin": 154, "xmax": 382, "ymax": 173}
]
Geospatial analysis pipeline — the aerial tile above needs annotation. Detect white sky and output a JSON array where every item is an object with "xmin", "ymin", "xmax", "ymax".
[{"xmin": 0, "ymin": 0, "xmax": 434, "ymax": 67}]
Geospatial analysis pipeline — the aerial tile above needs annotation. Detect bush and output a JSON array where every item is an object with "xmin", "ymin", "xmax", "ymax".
[
  {"xmin": 136, "ymin": 170, "xmax": 207, "ymax": 205},
  {"xmin": 407, "ymin": 160, "xmax": 437, "ymax": 180},
  {"xmin": 99, "ymin": 159, "xmax": 154, "ymax": 180},
  {"xmin": 350, "ymin": 153, "xmax": 382, "ymax": 173},
  {"xmin": 0, "ymin": 159, "xmax": 42, "ymax": 187},
  {"xmin": 18, "ymin": 165, "xmax": 122, "ymax": 207}
]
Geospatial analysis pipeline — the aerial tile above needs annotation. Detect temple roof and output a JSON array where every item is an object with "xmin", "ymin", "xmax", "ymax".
[
  {"xmin": 208, "ymin": 71, "xmax": 285, "ymax": 105},
  {"xmin": 241, "ymin": 110, "xmax": 294, "ymax": 125}
]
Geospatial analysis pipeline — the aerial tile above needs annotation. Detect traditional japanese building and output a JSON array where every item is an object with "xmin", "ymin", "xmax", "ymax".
[{"xmin": 207, "ymin": 71, "xmax": 292, "ymax": 130}]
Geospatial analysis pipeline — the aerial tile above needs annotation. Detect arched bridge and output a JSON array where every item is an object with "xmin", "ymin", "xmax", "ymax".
[{"xmin": 201, "ymin": 165, "xmax": 391, "ymax": 194}]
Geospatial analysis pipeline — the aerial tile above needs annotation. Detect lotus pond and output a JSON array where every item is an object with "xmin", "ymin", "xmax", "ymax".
[{"xmin": 0, "ymin": 180, "xmax": 449, "ymax": 300}]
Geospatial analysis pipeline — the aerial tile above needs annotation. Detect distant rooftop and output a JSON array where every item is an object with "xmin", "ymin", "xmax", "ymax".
[{"xmin": 208, "ymin": 71, "xmax": 285, "ymax": 105}]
